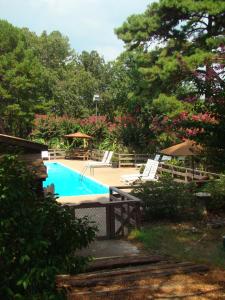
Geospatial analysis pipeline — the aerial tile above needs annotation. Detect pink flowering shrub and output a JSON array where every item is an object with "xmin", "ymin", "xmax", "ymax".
[{"xmin": 32, "ymin": 114, "xmax": 136, "ymax": 150}]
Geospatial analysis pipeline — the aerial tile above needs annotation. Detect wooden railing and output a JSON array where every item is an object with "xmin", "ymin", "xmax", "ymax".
[
  {"xmin": 158, "ymin": 162, "xmax": 220, "ymax": 182},
  {"xmin": 89, "ymin": 151, "xmax": 150, "ymax": 167},
  {"xmin": 62, "ymin": 187, "xmax": 141, "ymax": 239},
  {"xmin": 113, "ymin": 153, "xmax": 149, "ymax": 167},
  {"xmin": 89, "ymin": 149, "xmax": 106, "ymax": 161},
  {"xmin": 109, "ymin": 186, "xmax": 141, "ymax": 238},
  {"xmin": 47, "ymin": 149, "xmax": 221, "ymax": 183},
  {"xmin": 48, "ymin": 148, "xmax": 149, "ymax": 166},
  {"xmin": 48, "ymin": 149, "xmax": 66, "ymax": 160}
]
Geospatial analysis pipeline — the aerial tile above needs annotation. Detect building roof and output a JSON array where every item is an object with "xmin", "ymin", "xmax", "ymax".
[
  {"xmin": 0, "ymin": 134, "xmax": 48, "ymax": 152},
  {"xmin": 0, "ymin": 134, "xmax": 48, "ymax": 180}
]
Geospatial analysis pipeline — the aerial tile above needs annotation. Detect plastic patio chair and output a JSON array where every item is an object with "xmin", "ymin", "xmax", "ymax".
[
  {"xmin": 41, "ymin": 151, "xmax": 50, "ymax": 160},
  {"xmin": 161, "ymin": 155, "xmax": 172, "ymax": 161},
  {"xmin": 85, "ymin": 150, "xmax": 109, "ymax": 167},
  {"xmin": 83, "ymin": 151, "xmax": 114, "ymax": 176},
  {"xmin": 154, "ymin": 154, "xmax": 161, "ymax": 161},
  {"xmin": 88, "ymin": 151, "xmax": 113, "ymax": 168},
  {"xmin": 120, "ymin": 159, "xmax": 159, "ymax": 185}
]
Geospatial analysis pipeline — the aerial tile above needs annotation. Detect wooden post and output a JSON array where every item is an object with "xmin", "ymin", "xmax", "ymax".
[
  {"xmin": 118, "ymin": 153, "xmax": 121, "ymax": 168},
  {"xmin": 109, "ymin": 203, "xmax": 115, "ymax": 238},
  {"xmin": 127, "ymin": 203, "xmax": 130, "ymax": 234},
  {"xmin": 135, "ymin": 202, "xmax": 141, "ymax": 229},
  {"xmin": 106, "ymin": 205, "xmax": 111, "ymax": 239},
  {"xmin": 185, "ymin": 168, "xmax": 188, "ymax": 183},
  {"xmin": 109, "ymin": 187, "xmax": 113, "ymax": 202}
]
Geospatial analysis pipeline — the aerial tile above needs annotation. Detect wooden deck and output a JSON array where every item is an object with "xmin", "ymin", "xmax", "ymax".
[{"xmin": 55, "ymin": 255, "xmax": 225, "ymax": 300}]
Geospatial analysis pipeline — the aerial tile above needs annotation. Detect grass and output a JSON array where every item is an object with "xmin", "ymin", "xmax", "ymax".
[{"xmin": 129, "ymin": 222, "xmax": 225, "ymax": 268}]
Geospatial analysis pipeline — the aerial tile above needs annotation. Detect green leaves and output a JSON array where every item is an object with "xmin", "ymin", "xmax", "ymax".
[
  {"xmin": 132, "ymin": 175, "xmax": 201, "ymax": 221},
  {"xmin": 0, "ymin": 155, "xmax": 96, "ymax": 299},
  {"xmin": 114, "ymin": 0, "xmax": 225, "ymax": 161}
]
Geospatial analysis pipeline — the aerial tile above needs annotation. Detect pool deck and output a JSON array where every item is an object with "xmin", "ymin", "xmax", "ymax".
[{"xmin": 50, "ymin": 159, "xmax": 138, "ymax": 204}]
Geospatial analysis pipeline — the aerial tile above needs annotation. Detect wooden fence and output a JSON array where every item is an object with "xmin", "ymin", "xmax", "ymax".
[
  {"xmin": 47, "ymin": 148, "xmax": 220, "ymax": 182},
  {"xmin": 88, "ymin": 150, "xmax": 149, "ymax": 167},
  {"xmin": 158, "ymin": 162, "xmax": 220, "ymax": 183},
  {"xmin": 48, "ymin": 148, "xmax": 150, "ymax": 167},
  {"xmin": 113, "ymin": 153, "xmax": 149, "ymax": 167},
  {"xmin": 63, "ymin": 186, "xmax": 141, "ymax": 239},
  {"xmin": 48, "ymin": 149, "xmax": 66, "ymax": 160}
]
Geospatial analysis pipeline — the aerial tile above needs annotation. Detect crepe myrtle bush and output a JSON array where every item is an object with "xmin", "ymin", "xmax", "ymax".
[{"xmin": 0, "ymin": 155, "xmax": 97, "ymax": 300}]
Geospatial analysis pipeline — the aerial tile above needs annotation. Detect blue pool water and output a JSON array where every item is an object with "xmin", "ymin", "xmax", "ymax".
[{"xmin": 43, "ymin": 162, "xmax": 109, "ymax": 196}]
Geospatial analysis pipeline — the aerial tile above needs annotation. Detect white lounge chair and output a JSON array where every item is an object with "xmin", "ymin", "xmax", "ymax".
[
  {"xmin": 85, "ymin": 150, "xmax": 109, "ymax": 167},
  {"xmin": 154, "ymin": 154, "xmax": 161, "ymax": 161},
  {"xmin": 120, "ymin": 159, "xmax": 159, "ymax": 185},
  {"xmin": 41, "ymin": 151, "xmax": 50, "ymax": 160},
  {"xmin": 161, "ymin": 155, "xmax": 171, "ymax": 161},
  {"xmin": 84, "ymin": 151, "xmax": 114, "ymax": 175},
  {"xmin": 89, "ymin": 151, "xmax": 113, "ymax": 168}
]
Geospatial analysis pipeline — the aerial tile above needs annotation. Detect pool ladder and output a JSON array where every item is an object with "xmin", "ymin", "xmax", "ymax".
[
  {"xmin": 79, "ymin": 167, "xmax": 86, "ymax": 181},
  {"xmin": 79, "ymin": 165, "xmax": 94, "ymax": 181}
]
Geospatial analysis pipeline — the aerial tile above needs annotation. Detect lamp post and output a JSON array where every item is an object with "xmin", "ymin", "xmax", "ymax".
[{"xmin": 93, "ymin": 94, "xmax": 100, "ymax": 122}]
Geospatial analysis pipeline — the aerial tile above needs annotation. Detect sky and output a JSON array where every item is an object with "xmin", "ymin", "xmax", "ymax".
[{"xmin": 0, "ymin": 0, "xmax": 154, "ymax": 61}]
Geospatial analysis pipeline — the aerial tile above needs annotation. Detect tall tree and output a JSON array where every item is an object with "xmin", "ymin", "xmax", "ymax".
[
  {"xmin": 0, "ymin": 20, "xmax": 49, "ymax": 136},
  {"xmin": 116, "ymin": 0, "xmax": 225, "ymax": 159}
]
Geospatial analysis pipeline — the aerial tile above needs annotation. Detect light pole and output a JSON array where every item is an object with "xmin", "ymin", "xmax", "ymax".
[{"xmin": 93, "ymin": 94, "xmax": 100, "ymax": 122}]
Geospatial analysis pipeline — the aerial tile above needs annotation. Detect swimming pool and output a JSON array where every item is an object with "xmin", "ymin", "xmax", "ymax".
[{"xmin": 43, "ymin": 162, "xmax": 109, "ymax": 196}]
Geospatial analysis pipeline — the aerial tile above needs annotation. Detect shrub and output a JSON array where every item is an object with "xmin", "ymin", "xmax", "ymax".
[
  {"xmin": 203, "ymin": 176, "xmax": 225, "ymax": 212},
  {"xmin": 132, "ymin": 175, "xmax": 202, "ymax": 221},
  {"xmin": 165, "ymin": 158, "xmax": 185, "ymax": 167},
  {"xmin": 0, "ymin": 155, "xmax": 97, "ymax": 299}
]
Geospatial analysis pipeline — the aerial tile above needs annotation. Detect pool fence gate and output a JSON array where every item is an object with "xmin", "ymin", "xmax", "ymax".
[{"xmin": 62, "ymin": 186, "xmax": 141, "ymax": 239}]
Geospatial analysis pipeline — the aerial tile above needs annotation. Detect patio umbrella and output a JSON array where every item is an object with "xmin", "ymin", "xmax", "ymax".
[
  {"xmin": 64, "ymin": 132, "xmax": 92, "ymax": 139},
  {"xmin": 160, "ymin": 139, "xmax": 203, "ymax": 179},
  {"xmin": 160, "ymin": 139, "xmax": 202, "ymax": 157},
  {"xmin": 64, "ymin": 132, "xmax": 92, "ymax": 148}
]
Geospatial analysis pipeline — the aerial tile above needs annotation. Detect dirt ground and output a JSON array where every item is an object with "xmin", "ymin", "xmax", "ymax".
[{"xmin": 69, "ymin": 270, "xmax": 225, "ymax": 299}]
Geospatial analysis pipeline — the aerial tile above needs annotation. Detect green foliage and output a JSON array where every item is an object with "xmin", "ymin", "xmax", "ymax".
[
  {"xmin": 1, "ymin": 0, "xmax": 225, "ymax": 159},
  {"xmin": 132, "ymin": 175, "xmax": 201, "ymax": 221},
  {"xmin": 130, "ymin": 224, "xmax": 225, "ymax": 268},
  {"xmin": 116, "ymin": 0, "xmax": 225, "ymax": 164},
  {"xmin": 32, "ymin": 115, "xmax": 81, "ymax": 143},
  {"xmin": 32, "ymin": 114, "xmax": 126, "ymax": 151},
  {"xmin": 98, "ymin": 135, "xmax": 120, "ymax": 152},
  {"xmin": 152, "ymin": 94, "xmax": 191, "ymax": 118},
  {"xmin": 203, "ymin": 176, "xmax": 225, "ymax": 211},
  {"xmin": 165, "ymin": 158, "xmax": 185, "ymax": 167},
  {"xmin": 118, "ymin": 123, "xmax": 148, "ymax": 152},
  {"xmin": 0, "ymin": 20, "xmax": 118, "ymax": 137},
  {"xmin": 0, "ymin": 20, "xmax": 48, "ymax": 137},
  {"xmin": 0, "ymin": 155, "xmax": 96, "ymax": 299}
]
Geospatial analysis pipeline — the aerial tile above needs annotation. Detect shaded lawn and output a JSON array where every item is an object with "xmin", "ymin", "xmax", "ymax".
[{"xmin": 129, "ymin": 223, "xmax": 225, "ymax": 268}]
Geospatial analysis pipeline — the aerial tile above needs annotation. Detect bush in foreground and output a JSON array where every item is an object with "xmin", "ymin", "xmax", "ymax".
[{"xmin": 0, "ymin": 155, "xmax": 97, "ymax": 299}]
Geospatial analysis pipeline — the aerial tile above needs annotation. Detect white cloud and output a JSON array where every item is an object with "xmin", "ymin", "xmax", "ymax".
[
  {"xmin": 95, "ymin": 44, "xmax": 124, "ymax": 61},
  {"xmin": 0, "ymin": 0, "xmax": 153, "ymax": 60}
]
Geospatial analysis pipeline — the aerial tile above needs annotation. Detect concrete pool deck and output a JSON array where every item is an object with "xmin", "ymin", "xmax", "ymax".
[{"xmin": 49, "ymin": 159, "xmax": 138, "ymax": 204}]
